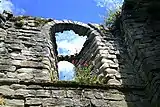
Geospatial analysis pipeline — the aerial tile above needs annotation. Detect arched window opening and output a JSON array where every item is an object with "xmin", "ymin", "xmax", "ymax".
[
  {"xmin": 55, "ymin": 30, "xmax": 87, "ymax": 56},
  {"xmin": 58, "ymin": 61, "xmax": 75, "ymax": 81},
  {"xmin": 55, "ymin": 30, "xmax": 87, "ymax": 80}
]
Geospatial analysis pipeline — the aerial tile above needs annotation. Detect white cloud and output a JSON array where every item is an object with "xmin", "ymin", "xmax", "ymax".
[
  {"xmin": 0, "ymin": 0, "xmax": 13, "ymax": 13},
  {"xmin": 58, "ymin": 61, "xmax": 75, "ymax": 80},
  {"xmin": 0, "ymin": 0, "xmax": 25, "ymax": 14},
  {"xmin": 56, "ymin": 31, "xmax": 87, "ymax": 80},
  {"xmin": 94, "ymin": 0, "xmax": 123, "ymax": 10},
  {"xmin": 14, "ymin": 8, "xmax": 26, "ymax": 15},
  {"xmin": 56, "ymin": 30, "xmax": 87, "ymax": 55},
  {"xmin": 94, "ymin": 0, "xmax": 123, "ymax": 21}
]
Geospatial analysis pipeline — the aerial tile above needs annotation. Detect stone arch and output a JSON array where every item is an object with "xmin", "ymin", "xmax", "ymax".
[
  {"xmin": 44, "ymin": 20, "xmax": 101, "ymax": 58},
  {"xmin": 42, "ymin": 20, "xmax": 105, "ymax": 80},
  {"xmin": 42, "ymin": 19, "xmax": 127, "ymax": 85},
  {"xmin": 50, "ymin": 20, "xmax": 94, "ymax": 36}
]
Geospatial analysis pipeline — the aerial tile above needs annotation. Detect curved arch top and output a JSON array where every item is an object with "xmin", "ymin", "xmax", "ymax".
[
  {"xmin": 41, "ymin": 19, "xmax": 106, "ymax": 56},
  {"xmin": 43, "ymin": 19, "xmax": 104, "ymax": 37}
]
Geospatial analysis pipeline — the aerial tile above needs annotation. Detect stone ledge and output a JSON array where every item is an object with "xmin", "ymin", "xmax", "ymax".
[{"xmin": 0, "ymin": 80, "xmax": 145, "ymax": 91}]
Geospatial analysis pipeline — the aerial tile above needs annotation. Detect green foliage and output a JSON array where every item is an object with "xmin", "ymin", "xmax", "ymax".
[
  {"xmin": 12, "ymin": 16, "xmax": 48, "ymax": 27},
  {"xmin": 13, "ymin": 16, "xmax": 28, "ymax": 28},
  {"xmin": 74, "ymin": 65, "xmax": 100, "ymax": 84},
  {"xmin": 50, "ymin": 70, "xmax": 55, "ymax": 82},
  {"xmin": 14, "ymin": 19, "xmax": 24, "ymax": 28},
  {"xmin": 11, "ymin": 16, "xmax": 29, "ymax": 22},
  {"xmin": 99, "ymin": 0, "xmax": 122, "ymax": 27},
  {"xmin": 105, "ymin": 9, "xmax": 121, "ymax": 28},
  {"xmin": 0, "ymin": 95, "xmax": 5, "ymax": 105},
  {"xmin": 34, "ymin": 17, "xmax": 48, "ymax": 27},
  {"xmin": 49, "ymin": 68, "xmax": 59, "ymax": 82}
]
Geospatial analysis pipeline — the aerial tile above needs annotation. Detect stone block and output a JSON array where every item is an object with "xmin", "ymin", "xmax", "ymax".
[
  {"xmin": 11, "ymin": 60, "xmax": 44, "ymax": 68},
  {"xmin": 17, "ymin": 73, "xmax": 34, "ymax": 80},
  {"xmin": 107, "ymin": 79, "xmax": 121, "ymax": 86},
  {"xmin": 25, "ymin": 98, "xmax": 42, "ymax": 105},
  {"xmin": 51, "ymin": 90, "xmax": 66, "ymax": 98},
  {"xmin": 0, "ymin": 73, "xmax": 6, "ymax": 78},
  {"xmin": 99, "ymin": 63, "xmax": 109, "ymax": 73},
  {"xmin": 66, "ymin": 90, "xmax": 77, "ymax": 98},
  {"xmin": 4, "ymin": 99, "xmax": 24, "ymax": 107},
  {"xmin": 103, "ymin": 92, "xmax": 125, "ymax": 101},
  {"xmin": 91, "ymin": 99, "xmax": 107, "ymax": 107},
  {"xmin": 84, "ymin": 91, "xmax": 95, "ymax": 99},
  {"xmin": 7, "ymin": 72, "xmax": 17, "ymax": 78},
  {"xmin": 108, "ymin": 100, "xmax": 128, "ymax": 107},
  {"xmin": 10, "ymin": 84, "xmax": 27, "ymax": 90},
  {"xmin": 0, "ymin": 85, "xmax": 15, "ymax": 96},
  {"xmin": 15, "ymin": 89, "xmax": 31, "ymax": 98},
  {"xmin": 0, "ymin": 78, "xmax": 19, "ymax": 83},
  {"xmin": 73, "ymin": 98, "xmax": 90, "ymax": 106},
  {"xmin": 35, "ymin": 90, "xmax": 51, "ymax": 98},
  {"xmin": 42, "ymin": 98, "xmax": 58, "ymax": 106},
  {"xmin": 109, "ymin": 63, "xmax": 119, "ymax": 68},
  {"xmin": 94, "ymin": 91, "xmax": 103, "ymax": 99},
  {"xmin": 105, "ymin": 68, "xmax": 118, "ymax": 75},
  {"xmin": 56, "ymin": 98, "xmax": 74, "ymax": 106}
]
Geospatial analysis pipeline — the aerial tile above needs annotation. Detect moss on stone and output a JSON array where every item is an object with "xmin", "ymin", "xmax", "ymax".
[
  {"xmin": 12, "ymin": 16, "xmax": 29, "ymax": 28},
  {"xmin": 34, "ymin": 17, "xmax": 48, "ymax": 27},
  {"xmin": 14, "ymin": 20, "xmax": 24, "ymax": 28},
  {"xmin": 50, "ymin": 80, "xmax": 105, "ymax": 88},
  {"xmin": 0, "ymin": 95, "xmax": 5, "ymax": 105},
  {"xmin": 10, "ymin": 16, "xmax": 29, "ymax": 22},
  {"xmin": 10, "ymin": 16, "xmax": 49, "ymax": 27}
]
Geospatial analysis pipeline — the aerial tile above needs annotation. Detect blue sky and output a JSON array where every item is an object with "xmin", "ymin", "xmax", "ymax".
[
  {"xmin": 58, "ymin": 61, "xmax": 75, "ymax": 81},
  {"xmin": 0, "ymin": 0, "xmax": 123, "ymax": 80},
  {"xmin": 1, "ymin": 0, "xmax": 107, "ymax": 23},
  {"xmin": 56, "ymin": 31, "xmax": 87, "ymax": 56},
  {"xmin": 0, "ymin": 0, "xmax": 123, "ymax": 23},
  {"xmin": 56, "ymin": 31, "xmax": 87, "ymax": 80}
]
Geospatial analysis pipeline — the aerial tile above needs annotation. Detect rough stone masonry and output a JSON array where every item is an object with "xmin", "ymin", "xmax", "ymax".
[{"xmin": 0, "ymin": 0, "xmax": 160, "ymax": 106}]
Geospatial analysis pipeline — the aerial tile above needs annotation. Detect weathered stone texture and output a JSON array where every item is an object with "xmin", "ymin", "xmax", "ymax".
[
  {"xmin": 0, "ymin": 0, "xmax": 160, "ymax": 105},
  {"xmin": 121, "ymin": 0, "xmax": 160, "ymax": 106},
  {"xmin": 0, "ymin": 12, "xmax": 58, "ymax": 83},
  {"xmin": 76, "ymin": 24, "xmax": 144, "ymax": 88},
  {"xmin": 0, "ymin": 82, "xmax": 146, "ymax": 107}
]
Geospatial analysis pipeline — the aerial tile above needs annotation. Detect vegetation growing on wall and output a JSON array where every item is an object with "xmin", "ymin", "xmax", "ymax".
[
  {"xmin": 14, "ymin": 19, "xmax": 24, "ymax": 27},
  {"xmin": 11, "ymin": 16, "xmax": 49, "ymax": 27},
  {"xmin": 98, "ymin": 0, "xmax": 123, "ymax": 28},
  {"xmin": 0, "ymin": 95, "xmax": 5, "ymax": 105},
  {"xmin": 74, "ymin": 61, "xmax": 101, "ymax": 84},
  {"xmin": 50, "ymin": 59, "xmax": 102, "ymax": 85},
  {"xmin": 11, "ymin": 16, "xmax": 28, "ymax": 27},
  {"xmin": 34, "ymin": 17, "xmax": 49, "ymax": 27},
  {"xmin": 105, "ymin": 9, "xmax": 121, "ymax": 28}
]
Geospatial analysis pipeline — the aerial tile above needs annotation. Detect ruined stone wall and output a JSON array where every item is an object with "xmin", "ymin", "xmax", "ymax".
[
  {"xmin": 0, "ymin": 3, "xmax": 159, "ymax": 106},
  {"xmin": 74, "ymin": 23, "xmax": 147, "ymax": 106},
  {"xmin": 121, "ymin": 0, "xmax": 160, "ymax": 106},
  {"xmin": 76, "ymin": 24, "xmax": 144, "ymax": 87},
  {"xmin": 0, "ymin": 15, "xmax": 58, "ymax": 83},
  {"xmin": 0, "ymin": 81, "xmax": 147, "ymax": 107}
]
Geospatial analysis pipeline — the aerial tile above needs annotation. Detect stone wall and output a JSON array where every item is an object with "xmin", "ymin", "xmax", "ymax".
[
  {"xmin": 0, "ymin": 2, "xmax": 160, "ymax": 105},
  {"xmin": 0, "ymin": 12, "xmax": 58, "ymax": 83},
  {"xmin": 121, "ymin": 0, "xmax": 160, "ymax": 106},
  {"xmin": 76, "ymin": 24, "xmax": 144, "ymax": 88},
  {"xmin": 0, "ymin": 81, "xmax": 147, "ymax": 107}
]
